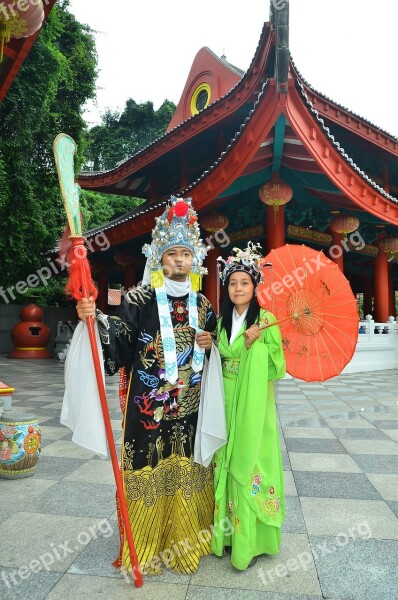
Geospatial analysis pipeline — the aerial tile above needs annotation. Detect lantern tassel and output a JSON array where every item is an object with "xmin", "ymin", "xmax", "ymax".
[{"xmin": 0, "ymin": 22, "xmax": 11, "ymax": 62}]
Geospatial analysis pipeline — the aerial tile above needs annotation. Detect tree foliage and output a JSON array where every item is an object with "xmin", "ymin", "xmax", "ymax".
[
  {"xmin": 0, "ymin": 1, "xmax": 177, "ymax": 305},
  {"xmin": 79, "ymin": 189, "xmax": 144, "ymax": 229},
  {"xmin": 0, "ymin": 0, "xmax": 98, "ymax": 293},
  {"xmin": 83, "ymin": 98, "xmax": 176, "ymax": 172}
]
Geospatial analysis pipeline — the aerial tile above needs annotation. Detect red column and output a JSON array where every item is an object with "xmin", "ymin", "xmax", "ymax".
[
  {"xmin": 124, "ymin": 264, "xmax": 137, "ymax": 291},
  {"xmin": 266, "ymin": 205, "xmax": 285, "ymax": 251},
  {"xmin": 329, "ymin": 230, "xmax": 344, "ymax": 271},
  {"xmin": 374, "ymin": 249, "xmax": 389, "ymax": 322},
  {"xmin": 204, "ymin": 247, "xmax": 219, "ymax": 314},
  {"xmin": 96, "ymin": 271, "xmax": 109, "ymax": 313},
  {"xmin": 363, "ymin": 276, "xmax": 373, "ymax": 316},
  {"xmin": 388, "ymin": 263, "xmax": 396, "ymax": 318}
]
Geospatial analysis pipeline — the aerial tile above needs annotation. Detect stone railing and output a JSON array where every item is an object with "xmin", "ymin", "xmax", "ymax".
[{"xmin": 343, "ymin": 315, "xmax": 398, "ymax": 373}]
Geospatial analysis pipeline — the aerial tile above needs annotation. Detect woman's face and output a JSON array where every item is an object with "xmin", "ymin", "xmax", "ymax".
[{"xmin": 228, "ymin": 271, "xmax": 255, "ymax": 311}]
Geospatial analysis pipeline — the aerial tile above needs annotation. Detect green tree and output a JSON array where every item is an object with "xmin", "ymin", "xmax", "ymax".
[
  {"xmin": 0, "ymin": 0, "xmax": 97, "ymax": 293},
  {"xmin": 83, "ymin": 98, "xmax": 176, "ymax": 172},
  {"xmin": 79, "ymin": 189, "xmax": 143, "ymax": 229}
]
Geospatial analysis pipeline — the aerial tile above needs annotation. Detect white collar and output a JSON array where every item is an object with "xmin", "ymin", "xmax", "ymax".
[
  {"xmin": 230, "ymin": 307, "xmax": 248, "ymax": 344},
  {"xmin": 164, "ymin": 277, "xmax": 191, "ymax": 297}
]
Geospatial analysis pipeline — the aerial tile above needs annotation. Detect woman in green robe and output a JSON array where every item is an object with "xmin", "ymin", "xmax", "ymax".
[{"xmin": 211, "ymin": 244, "xmax": 286, "ymax": 570}]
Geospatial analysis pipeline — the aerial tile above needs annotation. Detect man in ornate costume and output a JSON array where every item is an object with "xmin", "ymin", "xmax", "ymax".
[{"xmin": 76, "ymin": 197, "xmax": 222, "ymax": 576}]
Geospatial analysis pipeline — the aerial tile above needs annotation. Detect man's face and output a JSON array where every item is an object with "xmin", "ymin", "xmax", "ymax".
[{"xmin": 161, "ymin": 247, "xmax": 193, "ymax": 280}]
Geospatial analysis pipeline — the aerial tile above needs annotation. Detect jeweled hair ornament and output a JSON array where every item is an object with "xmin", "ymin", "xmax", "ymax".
[{"xmin": 217, "ymin": 241, "xmax": 271, "ymax": 286}]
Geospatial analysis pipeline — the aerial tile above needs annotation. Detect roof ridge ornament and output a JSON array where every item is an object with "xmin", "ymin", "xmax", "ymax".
[{"xmin": 270, "ymin": 0, "xmax": 290, "ymax": 95}]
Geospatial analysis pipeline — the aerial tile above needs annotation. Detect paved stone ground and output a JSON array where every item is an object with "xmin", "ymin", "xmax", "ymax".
[{"xmin": 0, "ymin": 356, "xmax": 397, "ymax": 600}]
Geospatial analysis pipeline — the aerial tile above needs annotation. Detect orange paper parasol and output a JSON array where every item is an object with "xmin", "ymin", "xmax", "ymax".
[{"xmin": 257, "ymin": 244, "xmax": 359, "ymax": 382}]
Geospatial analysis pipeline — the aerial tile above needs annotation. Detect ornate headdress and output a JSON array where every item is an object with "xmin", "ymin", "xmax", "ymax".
[
  {"xmin": 142, "ymin": 196, "xmax": 208, "ymax": 291},
  {"xmin": 217, "ymin": 242, "xmax": 270, "ymax": 286},
  {"xmin": 141, "ymin": 196, "xmax": 209, "ymax": 385}
]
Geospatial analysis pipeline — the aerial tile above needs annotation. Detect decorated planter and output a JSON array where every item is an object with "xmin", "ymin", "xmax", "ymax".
[{"xmin": 0, "ymin": 412, "xmax": 41, "ymax": 478}]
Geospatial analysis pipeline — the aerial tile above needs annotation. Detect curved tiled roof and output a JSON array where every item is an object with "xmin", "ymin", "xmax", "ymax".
[
  {"xmin": 291, "ymin": 57, "xmax": 398, "ymax": 143},
  {"xmin": 296, "ymin": 79, "xmax": 398, "ymax": 206}
]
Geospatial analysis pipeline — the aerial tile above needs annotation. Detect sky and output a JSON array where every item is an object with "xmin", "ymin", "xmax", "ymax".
[{"xmin": 68, "ymin": 0, "xmax": 398, "ymax": 137}]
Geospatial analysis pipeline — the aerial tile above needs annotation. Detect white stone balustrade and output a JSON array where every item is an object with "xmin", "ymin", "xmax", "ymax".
[{"xmin": 343, "ymin": 315, "xmax": 398, "ymax": 373}]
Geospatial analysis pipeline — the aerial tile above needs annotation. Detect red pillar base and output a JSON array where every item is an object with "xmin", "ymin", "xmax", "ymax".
[
  {"xmin": 374, "ymin": 248, "xmax": 389, "ymax": 322},
  {"xmin": 8, "ymin": 348, "xmax": 53, "ymax": 359}
]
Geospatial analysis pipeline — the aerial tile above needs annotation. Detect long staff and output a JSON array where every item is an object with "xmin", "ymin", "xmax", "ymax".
[{"xmin": 53, "ymin": 133, "xmax": 143, "ymax": 588}]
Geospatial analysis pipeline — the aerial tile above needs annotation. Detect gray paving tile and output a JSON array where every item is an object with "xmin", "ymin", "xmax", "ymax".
[
  {"xmin": 289, "ymin": 453, "xmax": 361, "ymax": 473},
  {"xmin": 324, "ymin": 418, "xmax": 375, "ymax": 429},
  {"xmin": 282, "ymin": 427, "xmax": 336, "ymax": 439},
  {"xmin": 331, "ymin": 428, "xmax": 391, "ymax": 440},
  {"xmin": 0, "ymin": 512, "xmax": 111, "ymax": 571},
  {"xmin": 191, "ymin": 534, "xmax": 322, "ymax": 595},
  {"xmin": 283, "ymin": 471, "xmax": 297, "ymax": 496},
  {"xmin": 281, "ymin": 451, "xmax": 291, "ymax": 471},
  {"xmin": 279, "ymin": 417, "xmax": 327, "ymax": 428},
  {"xmin": 34, "ymin": 456, "xmax": 86, "ymax": 480},
  {"xmin": 0, "ymin": 568, "xmax": 62, "ymax": 600},
  {"xmin": 285, "ymin": 438, "xmax": 346, "ymax": 454},
  {"xmin": 387, "ymin": 501, "xmax": 398, "ymax": 518},
  {"xmin": 43, "ymin": 440, "xmax": 96, "ymax": 460},
  {"xmin": 310, "ymin": 536, "xmax": 398, "ymax": 600},
  {"xmin": 366, "ymin": 475, "xmax": 398, "ymax": 501},
  {"xmin": 186, "ymin": 588, "xmax": 322, "ymax": 600},
  {"xmin": 382, "ymin": 429, "xmax": 398, "ymax": 441},
  {"xmin": 34, "ymin": 481, "xmax": 116, "ymax": 518},
  {"xmin": 293, "ymin": 472, "xmax": 382, "ymax": 500},
  {"xmin": 68, "ymin": 527, "xmax": 190, "ymax": 583},
  {"xmin": 0, "ymin": 478, "xmax": 57, "ymax": 511},
  {"xmin": 353, "ymin": 454, "xmax": 398, "ymax": 474},
  {"xmin": 301, "ymin": 497, "xmax": 398, "ymax": 539},
  {"xmin": 45, "ymin": 574, "xmax": 188, "ymax": 599},
  {"xmin": 38, "ymin": 417, "xmax": 66, "ymax": 427},
  {"xmin": 367, "ymin": 420, "xmax": 398, "ymax": 429},
  {"xmin": 64, "ymin": 459, "xmax": 116, "ymax": 485},
  {"xmin": 317, "ymin": 411, "xmax": 364, "ymax": 420},
  {"xmin": 340, "ymin": 439, "xmax": 398, "ymax": 456},
  {"xmin": 277, "ymin": 405, "xmax": 316, "ymax": 413},
  {"xmin": 282, "ymin": 496, "xmax": 306, "ymax": 533}
]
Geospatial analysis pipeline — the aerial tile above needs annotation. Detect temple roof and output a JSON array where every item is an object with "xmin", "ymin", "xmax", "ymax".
[{"xmin": 79, "ymin": 2, "xmax": 398, "ymax": 247}]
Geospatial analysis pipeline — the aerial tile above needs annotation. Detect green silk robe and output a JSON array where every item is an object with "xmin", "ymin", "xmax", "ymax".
[{"xmin": 211, "ymin": 308, "xmax": 286, "ymax": 570}]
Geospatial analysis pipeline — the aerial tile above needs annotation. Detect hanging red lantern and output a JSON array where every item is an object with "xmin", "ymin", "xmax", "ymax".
[
  {"xmin": 330, "ymin": 214, "xmax": 359, "ymax": 237},
  {"xmin": 0, "ymin": 1, "xmax": 45, "ymax": 62},
  {"xmin": 378, "ymin": 236, "xmax": 398, "ymax": 258},
  {"xmin": 259, "ymin": 175, "xmax": 293, "ymax": 219},
  {"xmin": 201, "ymin": 211, "xmax": 229, "ymax": 233}
]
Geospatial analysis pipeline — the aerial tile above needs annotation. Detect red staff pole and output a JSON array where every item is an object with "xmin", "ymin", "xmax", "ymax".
[{"xmin": 71, "ymin": 236, "xmax": 143, "ymax": 588}]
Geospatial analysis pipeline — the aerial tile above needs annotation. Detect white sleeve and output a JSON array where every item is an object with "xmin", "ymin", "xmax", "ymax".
[
  {"xmin": 194, "ymin": 344, "xmax": 227, "ymax": 467},
  {"xmin": 61, "ymin": 321, "xmax": 108, "ymax": 458}
]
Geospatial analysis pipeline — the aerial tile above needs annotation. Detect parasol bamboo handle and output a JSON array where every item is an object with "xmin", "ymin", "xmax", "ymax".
[{"xmin": 258, "ymin": 312, "xmax": 299, "ymax": 330}]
